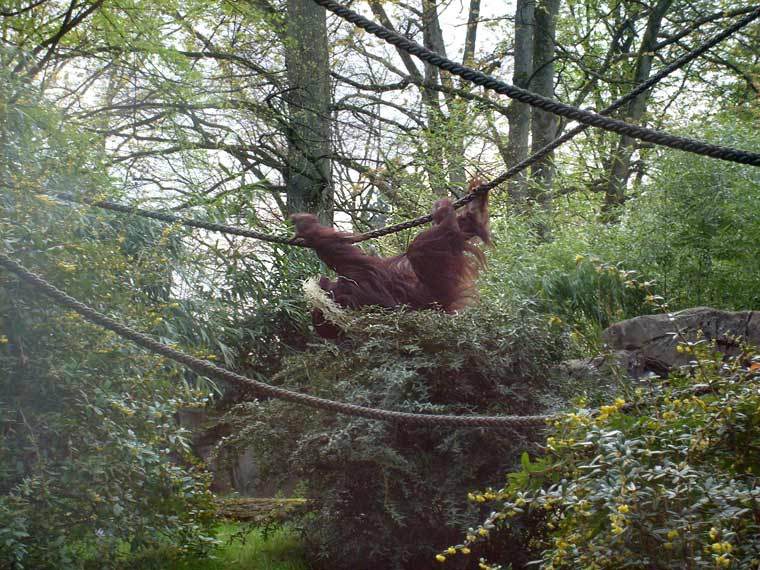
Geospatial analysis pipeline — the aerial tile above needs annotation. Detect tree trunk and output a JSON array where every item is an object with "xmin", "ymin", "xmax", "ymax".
[
  {"xmin": 603, "ymin": 0, "xmax": 673, "ymax": 213},
  {"xmin": 425, "ymin": 0, "xmax": 470, "ymax": 191},
  {"xmin": 462, "ymin": 0, "xmax": 481, "ymax": 68},
  {"xmin": 530, "ymin": 0, "xmax": 560, "ymax": 210},
  {"xmin": 420, "ymin": 0, "xmax": 449, "ymax": 193},
  {"xmin": 504, "ymin": 0, "xmax": 535, "ymax": 202},
  {"xmin": 285, "ymin": 0, "xmax": 334, "ymax": 224}
]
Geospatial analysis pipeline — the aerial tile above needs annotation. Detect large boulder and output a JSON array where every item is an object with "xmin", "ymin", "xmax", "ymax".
[
  {"xmin": 602, "ymin": 307, "xmax": 760, "ymax": 376},
  {"xmin": 556, "ymin": 307, "xmax": 760, "ymax": 383}
]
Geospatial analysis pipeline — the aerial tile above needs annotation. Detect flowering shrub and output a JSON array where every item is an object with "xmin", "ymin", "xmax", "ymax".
[{"xmin": 446, "ymin": 342, "xmax": 760, "ymax": 569}]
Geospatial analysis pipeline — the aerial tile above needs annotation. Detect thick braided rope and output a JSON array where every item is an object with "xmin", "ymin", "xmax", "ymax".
[
  {"xmin": 0, "ymin": 252, "xmax": 550, "ymax": 428},
  {"xmin": 47, "ymin": 9, "xmax": 760, "ymax": 246},
  {"xmin": 314, "ymin": 0, "xmax": 760, "ymax": 166},
  {"xmin": 54, "ymin": 192, "xmax": 308, "ymax": 247},
  {"xmin": 350, "ymin": 6, "xmax": 760, "ymax": 241}
]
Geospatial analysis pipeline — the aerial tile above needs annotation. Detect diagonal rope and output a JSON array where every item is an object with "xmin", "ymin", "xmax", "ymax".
[
  {"xmin": 349, "ymin": 5, "xmax": 760, "ymax": 241},
  {"xmin": 0, "ymin": 251, "xmax": 551, "ymax": 428},
  {"xmin": 47, "ymin": 6, "xmax": 760, "ymax": 245},
  {"xmin": 312, "ymin": 0, "xmax": 760, "ymax": 167}
]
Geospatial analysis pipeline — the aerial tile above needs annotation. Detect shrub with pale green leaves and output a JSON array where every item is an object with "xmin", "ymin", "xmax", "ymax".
[{"xmin": 225, "ymin": 301, "xmax": 569, "ymax": 570}]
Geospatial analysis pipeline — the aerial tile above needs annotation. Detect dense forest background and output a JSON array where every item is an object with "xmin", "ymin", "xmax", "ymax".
[{"xmin": 1, "ymin": 0, "xmax": 759, "ymax": 568}]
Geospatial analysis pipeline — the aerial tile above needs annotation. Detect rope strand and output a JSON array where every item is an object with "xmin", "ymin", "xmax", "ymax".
[
  {"xmin": 350, "ymin": 5, "xmax": 760, "ymax": 240},
  {"xmin": 54, "ymin": 192, "xmax": 309, "ymax": 247},
  {"xmin": 49, "ymin": 6, "xmax": 760, "ymax": 244},
  {"xmin": 0, "ymin": 252, "xmax": 551, "ymax": 429},
  {"xmin": 312, "ymin": 0, "xmax": 760, "ymax": 167}
]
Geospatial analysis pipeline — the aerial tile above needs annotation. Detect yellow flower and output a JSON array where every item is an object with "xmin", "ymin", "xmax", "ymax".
[
  {"xmin": 0, "ymin": 336, "xmax": 8, "ymax": 344},
  {"xmin": 436, "ymin": 554, "xmax": 446, "ymax": 563},
  {"xmin": 667, "ymin": 530, "xmax": 679, "ymax": 540},
  {"xmin": 574, "ymin": 254, "xmax": 584, "ymax": 264},
  {"xmin": 617, "ymin": 504, "xmax": 629, "ymax": 514},
  {"xmin": 447, "ymin": 547, "xmax": 456, "ymax": 555},
  {"xmin": 709, "ymin": 527, "xmax": 720, "ymax": 540},
  {"xmin": 461, "ymin": 547, "xmax": 471, "ymax": 555},
  {"xmin": 663, "ymin": 542, "xmax": 673, "ymax": 550},
  {"xmin": 56, "ymin": 262, "xmax": 77, "ymax": 272}
]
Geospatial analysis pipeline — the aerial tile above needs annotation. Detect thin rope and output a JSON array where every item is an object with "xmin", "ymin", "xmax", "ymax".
[
  {"xmin": 47, "ymin": 7, "xmax": 760, "ymax": 245},
  {"xmin": 0, "ymin": 251, "xmax": 551, "ymax": 428},
  {"xmin": 53, "ymin": 192, "xmax": 309, "ymax": 247},
  {"xmin": 312, "ymin": 0, "xmax": 760, "ymax": 167}
]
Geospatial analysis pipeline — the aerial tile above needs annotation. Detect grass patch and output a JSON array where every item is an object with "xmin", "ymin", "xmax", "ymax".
[{"xmin": 176, "ymin": 523, "xmax": 310, "ymax": 570}]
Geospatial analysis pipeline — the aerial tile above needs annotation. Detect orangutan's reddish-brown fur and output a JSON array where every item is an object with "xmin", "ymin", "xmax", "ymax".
[{"xmin": 292, "ymin": 180, "xmax": 490, "ymax": 339}]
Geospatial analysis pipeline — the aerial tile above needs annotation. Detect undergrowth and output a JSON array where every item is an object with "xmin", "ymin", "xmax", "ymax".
[
  {"xmin": 223, "ymin": 301, "xmax": 572, "ymax": 570},
  {"xmin": 447, "ymin": 342, "xmax": 760, "ymax": 569}
]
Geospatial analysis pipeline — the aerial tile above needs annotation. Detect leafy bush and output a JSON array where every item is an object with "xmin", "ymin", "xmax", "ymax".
[
  {"xmin": 483, "ymin": 215, "xmax": 652, "ymax": 352},
  {"xmin": 608, "ymin": 121, "xmax": 760, "ymax": 310},
  {"xmin": 224, "ymin": 301, "xmax": 569, "ymax": 570},
  {"xmin": 451, "ymin": 341, "xmax": 760, "ymax": 569},
  {"xmin": 480, "ymin": 119, "xmax": 760, "ymax": 350},
  {"xmin": 1, "ymin": 75, "xmax": 216, "ymax": 570}
]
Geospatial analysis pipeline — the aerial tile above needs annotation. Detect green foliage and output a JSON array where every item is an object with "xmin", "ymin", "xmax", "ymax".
[
  {"xmin": 231, "ymin": 247, "xmax": 317, "ymax": 355},
  {"xmin": 483, "ymin": 216, "xmax": 651, "ymax": 352},
  {"xmin": 1, "ymin": 77, "xmax": 216, "ymax": 569},
  {"xmin": 109, "ymin": 522, "xmax": 308, "ymax": 570},
  {"xmin": 538, "ymin": 258, "xmax": 647, "ymax": 334},
  {"xmin": 482, "ymin": 118, "xmax": 760, "ymax": 350},
  {"xmin": 224, "ymin": 301, "xmax": 568, "ymax": 570},
  {"xmin": 173, "ymin": 523, "xmax": 309, "ymax": 570},
  {"xmin": 453, "ymin": 342, "xmax": 760, "ymax": 569},
  {"xmin": 607, "ymin": 120, "xmax": 760, "ymax": 310}
]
